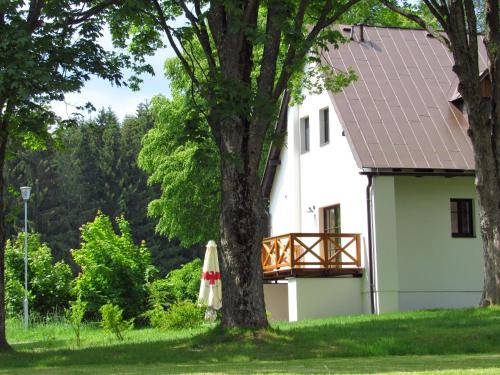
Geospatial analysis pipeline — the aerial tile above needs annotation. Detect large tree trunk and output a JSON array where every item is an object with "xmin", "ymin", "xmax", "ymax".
[
  {"xmin": 0, "ymin": 128, "xmax": 10, "ymax": 351},
  {"xmin": 216, "ymin": 119, "xmax": 269, "ymax": 329},
  {"xmin": 469, "ymin": 110, "xmax": 500, "ymax": 305}
]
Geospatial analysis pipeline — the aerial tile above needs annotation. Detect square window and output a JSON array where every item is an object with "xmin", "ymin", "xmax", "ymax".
[
  {"xmin": 450, "ymin": 199, "xmax": 474, "ymax": 237},
  {"xmin": 320, "ymin": 107, "xmax": 329, "ymax": 145},
  {"xmin": 300, "ymin": 117, "xmax": 310, "ymax": 153}
]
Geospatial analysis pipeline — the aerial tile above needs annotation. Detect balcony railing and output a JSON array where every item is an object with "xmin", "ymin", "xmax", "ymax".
[{"xmin": 262, "ymin": 233, "xmax": 361, "ymax": 277}]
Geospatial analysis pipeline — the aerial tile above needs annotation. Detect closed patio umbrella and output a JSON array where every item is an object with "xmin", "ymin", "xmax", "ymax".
[{"xmin": 198, "ymin": 240, "xmax": 222, "ymax": 321}]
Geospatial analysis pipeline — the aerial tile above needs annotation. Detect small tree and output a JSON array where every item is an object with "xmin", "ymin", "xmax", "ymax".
[
  {"xmin": 99, "ymin": 303, "xmax": 133, "ymax": 341},
  {"xmin": 72, "ymin": 213, "xmax": 156, "ymax": 319},
  {"xmin": 5, "ymin": 233, "xmax": 72, "ymax": 317},
  {"xmin": 66, "ymin": 296, "xmax": 86, "ymax": 347}
]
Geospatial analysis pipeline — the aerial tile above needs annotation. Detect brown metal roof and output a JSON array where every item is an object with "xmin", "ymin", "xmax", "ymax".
[{"xmin": 325, "ymin": 25, "xmax": 488, "ymax": 170}]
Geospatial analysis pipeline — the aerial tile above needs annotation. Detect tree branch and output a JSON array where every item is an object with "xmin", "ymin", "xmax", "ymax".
[
  {"xmin": 68, "ymin": 0, "xmax": 123, "ymax": 25},
  {"xmin": 422, "ymin": 0, "xmax": 448, "ymax": 28},
  {"xmin": 150, "ymin": 0, "xmax": 200, "ymax": 89},
  {"xmin": 272, "ymin": 0, "xmax": 361, "ymax": 101},
  {"xmin": 27, "ymin": 0, "xmax": 44, "ymax": 32},
  {"xmin": 177, "ymin": 0, "xmax": 218, "ymax": 78},
  {"xmin": 379, "ymin": 0, "xmax": 451, "ymax": 49}
]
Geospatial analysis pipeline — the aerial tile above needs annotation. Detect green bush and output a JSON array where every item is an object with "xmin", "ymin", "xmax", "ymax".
[
  {"xmin": 146, "ymin": 258, "xmax": 202, "ymax": 309},
  {"xmin": 72, "ymin": 213, "xmax": 157, "ymax": 319},
  {"xmin": 144, "ymin": 259, "xmax": 202, "ymax": 327},
  {"xmin": 165, "ymin": 258, "xmax": 202, "ymax": 302},
  {"xmin": 163, "ymin": 300, "xmax": 203, "ymax": 329},
  {"xmin": 99, "ymin": 303, "xmax": 134, "ymax": 340},
  {"xmin": 5, "ymin": 233, "xmax": 72, "ymax": 317}
]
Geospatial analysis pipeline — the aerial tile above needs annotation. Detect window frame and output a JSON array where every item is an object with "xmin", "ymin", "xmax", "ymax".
[
  {"xmin": 319, "ymin": 107, "xmax": 330, "ymax": 146},
  {"xmin": 300, "ymin": 116, "xmax": 310, "ymax": 153},
  {"xmin": 450, "ymin": 198, "xmax": 475, "ymax": 238}
]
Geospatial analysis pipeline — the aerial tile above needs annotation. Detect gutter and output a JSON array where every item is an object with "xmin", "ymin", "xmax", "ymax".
[
  {"xmin": 360, "ymin": 168, "xmax": 474, "ymax": 177},
  {"xmin": 366, "ymin": 174, "xmax": 375, "ymax": 314}
]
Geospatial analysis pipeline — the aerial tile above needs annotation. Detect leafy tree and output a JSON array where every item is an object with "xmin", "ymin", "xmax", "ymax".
[
  {"xmin": 72, "ymin": 213, "xmax": 156, "ymax": 319},
  {"xmin": 113, "ymin": 0, "xmax": 363, "ymax": 329},
  {"xmin": 6, "ymin": 105, "xmax": 204, "ymax": 277},
  {"xmin": 4, "ymin": 232, "xmax": 72, "ymax": 317},
  {"xmin": 99, "ymin": 303, "xmax": 134, "ymax": 340},
  {"xmin": 66, "ymin": 295, "xmax": 86, "ymax": 347},
  {"xmin": 341, "ymin": 0, "xmax": 439, "ymax": 27},
  {"xmin": 380, "ymin": 0, "xmax": 500, "ymax": 305},
  {"xmin": 0, "ymin": 1, "xmax": 135, "ymax": 350},
  {"xmin": 139, "ymin": 93, "xmax": 220, "ymax": 247}
]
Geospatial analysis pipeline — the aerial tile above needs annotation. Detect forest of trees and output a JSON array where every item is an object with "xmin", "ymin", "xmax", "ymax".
[{"xmin": 5, "ymin": 104, "xmax": 202, "ymax": 277}]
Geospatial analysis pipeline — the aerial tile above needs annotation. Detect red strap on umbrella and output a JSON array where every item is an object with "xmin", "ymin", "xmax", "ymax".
[{"xmin": 202, "ymin": 271, "xmax": 221, "ymax": 285}]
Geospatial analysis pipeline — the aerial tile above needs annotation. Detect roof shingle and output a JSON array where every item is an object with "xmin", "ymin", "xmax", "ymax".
[{"xmin": 325, "ymin": 25, "xmax": 487, "ymax": 170}]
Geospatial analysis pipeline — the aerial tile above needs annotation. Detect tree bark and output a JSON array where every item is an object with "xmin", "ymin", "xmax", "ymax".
[
  {"xmin": 216, "ymin": 117, "xmax": 269, "ymax": 329},
  {"xmin": 468, "ymin": 103, "xmax": 500, "ymax": 305},
  {"xmin": 0, "ymin": 127, "xmax": 10, "ymax": 351}
]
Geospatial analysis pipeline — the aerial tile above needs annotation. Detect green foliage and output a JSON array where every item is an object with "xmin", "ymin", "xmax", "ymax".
[
  {"xmin": 144, "ymin": 259, "xmax": 202, "ymax": 328},
  {"xmin": 139, "ymin": 94, "xmax": 220, "ymax": 246},
  {"xmin": 162, "ymin": 301, "xmax": 203, "ymax": 330},
  {"xmin": 65, "ymin": 296, "xmax": 86, "ymax": 347},
  {"xmin": 99, "ymin": 303, "xmax": 134, "ymax": 341},
  {"xmin": 164, "ymin": 258, "xmax": 202, "ymax": 303},
  {"xmin": 6, "ymin": 105, "xmax": 203, "ymax": 277},
  {"xmin": 5, "ymin": 232, "xmax": 72, "ymax": 317},
  {"xmin": 72, "ymin": 213, "xmax": 156, "ymax": 319},
  {"xmin": 0, "ymin": 1, "xmax": 132, "ymax": 150}
]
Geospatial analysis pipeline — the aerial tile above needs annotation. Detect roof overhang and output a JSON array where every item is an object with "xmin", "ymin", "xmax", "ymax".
[{"xmin": 261, "ymin": 91, "xmax": 291, "ymax": 200}]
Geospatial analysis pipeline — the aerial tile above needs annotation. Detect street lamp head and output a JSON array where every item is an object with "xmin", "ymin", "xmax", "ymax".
[{"xmin": 20, "ymin": 186, "xmax": 31, "ymax": 201}]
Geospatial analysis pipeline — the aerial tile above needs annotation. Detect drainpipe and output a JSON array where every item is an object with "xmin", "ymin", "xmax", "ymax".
[{"xmin": 366, "ymin": 174, "xmax": 375, "ymax": 314}]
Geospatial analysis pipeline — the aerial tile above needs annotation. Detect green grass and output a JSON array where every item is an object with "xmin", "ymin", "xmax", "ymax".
[{"xmin": 1, "ymin": 307, "xmax": 500, "ymax": 374}]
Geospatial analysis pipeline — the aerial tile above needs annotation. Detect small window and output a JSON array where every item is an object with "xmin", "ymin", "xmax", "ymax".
[
  {"xmin": 450, "ymin": 199, "xmax": 474, "ymax": 237},
  {"xmin": 320, "ymin": 107, "xmax": 330, "ymax": 145},
  {"xmin": 300, "ymin": 117, "xmax": 310, "ymax": 153}
]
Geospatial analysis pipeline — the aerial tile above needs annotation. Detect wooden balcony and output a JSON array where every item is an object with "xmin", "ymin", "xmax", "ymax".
[{"xmin": 262, "ymin": 233, "xmax": 363, "ymax": 280}]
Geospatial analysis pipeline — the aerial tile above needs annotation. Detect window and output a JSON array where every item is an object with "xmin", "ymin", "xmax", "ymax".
[
  {"xmin": 450, "ymin": 199, "xmax": 474, "ymax": 237},
  {"xmin": 320, "ymin": 107, "xmax": 330, "ymax": 145},
  {"xmin": 300, "ymin": 117, "xmax": 310, "ymax": 153}
]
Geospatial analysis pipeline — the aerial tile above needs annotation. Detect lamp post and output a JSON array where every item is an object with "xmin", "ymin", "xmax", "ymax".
[{"xmin": 20, "ymin": 186, "xmax": 31, "ymax": 329}]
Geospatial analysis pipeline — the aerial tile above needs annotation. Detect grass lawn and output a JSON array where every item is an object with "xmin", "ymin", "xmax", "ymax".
[{"xmin": 1, "ymin": 307, "xmax": 500, "ymax": 374}]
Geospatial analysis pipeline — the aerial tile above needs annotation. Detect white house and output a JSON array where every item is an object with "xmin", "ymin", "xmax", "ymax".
[{"xmin": 261, "ymin": 25, "xmax": 487, "ymax": 322}]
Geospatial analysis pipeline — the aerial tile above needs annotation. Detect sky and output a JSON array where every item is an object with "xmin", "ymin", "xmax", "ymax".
[{"xmin": 51, "ymin": 31, "xmax": 176, "ymax": 121}]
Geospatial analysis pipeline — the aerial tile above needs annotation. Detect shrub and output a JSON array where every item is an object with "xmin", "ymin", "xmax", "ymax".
[
  {"xmin": 165, "ymin": 258, "xmax": 202, "ymax": 302},
  {"xmin": 99, "ymin": 303, "xmax": 134, "ymax": 340},
  {"xmin": 144, "ymin": 259, "xmax": 202, "ymax": 327},
  {"xmin": 5, "ymin": 232, "xmax": 72, "ymax": 317},
  {"xmin": 66, "ymin": 296, "xmax": 86, "ymax": 347},
  {"xmin": 72, "ymin": 213, "xmax": 157, "ymax": 319},
  {"xmin": 146, "ymin": 258, "xmax": 202, "ymax": 309},
  {"xmin": 163, "ymin": 300, "xmax": 203, "ymax": 329}
]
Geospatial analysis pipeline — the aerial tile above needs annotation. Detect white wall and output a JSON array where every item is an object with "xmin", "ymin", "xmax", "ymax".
[
  {"xmin": 267, "ymin": 89, "xmax": 372, "ymax": 315},
  {"xmin": 288, "ymin": 277, "xmax": 363, "ymax": 321},
  {"xmin": 373, "ymin": 175, "xmax": 484, "ymax": 312},
  {"xmin": 269, "ymin": 90, "xmax": 368, "ymax": 240},
  {"xmin": 264, "ymin": 283, "xmax": 289, "ymax": 321}
]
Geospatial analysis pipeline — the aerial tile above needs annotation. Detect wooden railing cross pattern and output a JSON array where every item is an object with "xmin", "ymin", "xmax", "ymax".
[{"xmin": 262, "ymin": 232, "xmax": 362, "ymax": 272}]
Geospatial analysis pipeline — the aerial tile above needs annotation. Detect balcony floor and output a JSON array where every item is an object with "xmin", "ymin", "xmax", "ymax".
[{"xmin": 263, "ymin": 267, "xmax": 363, "ymax": 281}]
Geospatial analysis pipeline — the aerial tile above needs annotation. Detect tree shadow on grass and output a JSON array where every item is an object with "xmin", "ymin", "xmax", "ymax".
[{"xmin": 2, "ymin": 308, "xmax": 500, "ymax": 373}]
